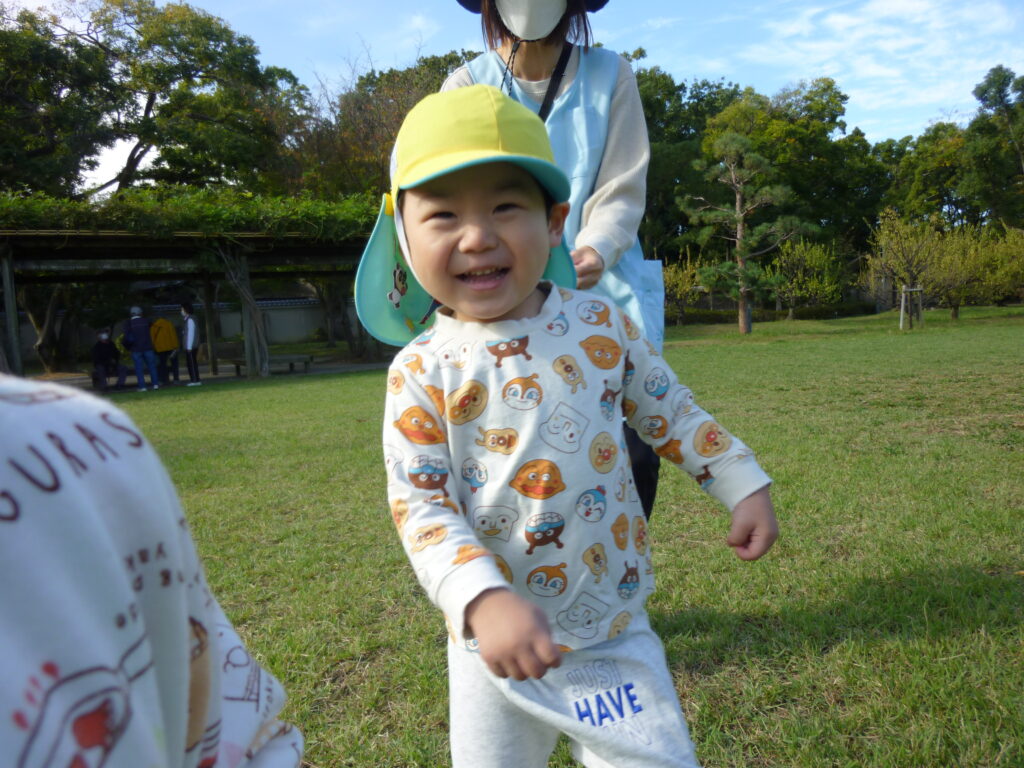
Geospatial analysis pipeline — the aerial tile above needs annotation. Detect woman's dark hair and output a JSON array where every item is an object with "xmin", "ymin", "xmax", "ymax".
[
  {"xmin": 180, "ymin": 301, "xmax": 194, "ymax": 315},
  {"xmin": 480, "ymin": 0, "xmax": 593, "ymax": 51}
]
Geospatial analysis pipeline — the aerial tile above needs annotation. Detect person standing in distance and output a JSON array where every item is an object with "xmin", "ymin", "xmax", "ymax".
[{"xmin": 181, "ymin": 302, "xmax": 202, "ymax": 387}]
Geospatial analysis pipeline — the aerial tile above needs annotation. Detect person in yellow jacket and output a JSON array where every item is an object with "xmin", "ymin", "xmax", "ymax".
[{"xmin": 150, "ymin": 316, "xmax": 180, "ymax": 386}]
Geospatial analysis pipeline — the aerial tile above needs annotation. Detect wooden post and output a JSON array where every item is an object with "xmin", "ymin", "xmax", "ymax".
[
  {"xmin": 899, "ymin": 284, "xmax": 907, "ymax": 330},
  {"xmin": 202, "ymin": 277, "xmax": 218, "ymax": 376},
  {"xmin": 1, "ymin": 244, "xmax": 23, "ymax": 376}
]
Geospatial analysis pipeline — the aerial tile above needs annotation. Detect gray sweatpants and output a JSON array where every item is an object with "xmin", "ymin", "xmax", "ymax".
[{"xmin": 448, "ymin": 614, "xmax": 700, "ymax": 768}]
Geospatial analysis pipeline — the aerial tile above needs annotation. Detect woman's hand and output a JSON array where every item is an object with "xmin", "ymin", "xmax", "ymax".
[{"xmin": 572, "ymin": 246, "xmax": 605, "ymax": 290}]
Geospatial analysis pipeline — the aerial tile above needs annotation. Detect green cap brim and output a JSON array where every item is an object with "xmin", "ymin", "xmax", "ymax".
[{"xmin": 355, "ymin": 195, "xmax": 577, "ymax": 347}]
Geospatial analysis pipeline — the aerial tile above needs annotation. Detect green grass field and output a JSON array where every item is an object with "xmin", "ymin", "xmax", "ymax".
[{"xmin": 117, "ymin": 307, "xmax": 1024, "ymax": 768}]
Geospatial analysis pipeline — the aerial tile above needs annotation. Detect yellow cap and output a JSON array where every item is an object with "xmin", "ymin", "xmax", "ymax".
[
  {"xmin": 355, "ymin": 85, "xmax": 575, "ymax": 347},
  {"xmin": 391, "ymin": 84, "xmax": 570, "ymax": 203}
]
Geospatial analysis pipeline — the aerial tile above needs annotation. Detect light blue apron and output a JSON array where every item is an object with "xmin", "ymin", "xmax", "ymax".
[{"xmin": 467, "ymin": 47, "xmax": 665, "ymax": 350}]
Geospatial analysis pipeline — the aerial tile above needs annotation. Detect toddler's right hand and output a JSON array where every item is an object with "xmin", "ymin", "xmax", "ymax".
[{"xmin": 465, "ymin": 588, "xmax": 562, "ymax": 681}]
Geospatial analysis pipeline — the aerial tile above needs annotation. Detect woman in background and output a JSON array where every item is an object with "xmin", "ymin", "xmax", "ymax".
[{"xmin": 445, "ymin": 0, "xmax": 663, "ymax": 516}]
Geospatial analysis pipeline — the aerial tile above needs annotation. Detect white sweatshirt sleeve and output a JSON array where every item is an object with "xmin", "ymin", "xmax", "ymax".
[
  {"xmin": 383, "ymin": 368, "xmax": 511, "ymax": 642},
  {"xmin": 617, "ymin": 318, "xmax": 772, "ymax": 510}
]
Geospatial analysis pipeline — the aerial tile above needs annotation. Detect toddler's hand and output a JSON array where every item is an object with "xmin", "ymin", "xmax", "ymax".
[
  {"xmin": 571, "ymin": 247, "xmax": 605, "ymax": 290},
  {"xmin": 465, "ymin": 588, "xmax": 562, "ymax": 681},
  {"xmin": 726, "ymin": 486, "xmax": 778, "ymax": 561}
]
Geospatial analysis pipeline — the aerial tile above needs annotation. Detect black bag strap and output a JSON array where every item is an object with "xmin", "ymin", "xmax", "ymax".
[{"xmin": 537, "ymin": 42, "xmax": 573, "ymax": 123}]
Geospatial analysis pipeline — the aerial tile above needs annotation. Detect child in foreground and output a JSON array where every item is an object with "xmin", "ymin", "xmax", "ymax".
[{"xmin": 355, "ymin": 84, "xmax": 778, "ymax": 768}]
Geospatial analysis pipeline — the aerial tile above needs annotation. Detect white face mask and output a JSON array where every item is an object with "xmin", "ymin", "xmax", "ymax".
[
  {"xmin": 496, "ymin": 0, "xmax": 567, "ymax": 41},
  {"xmin": 98, "ymin": 333, "xmax": 109, "ymax": 341}
]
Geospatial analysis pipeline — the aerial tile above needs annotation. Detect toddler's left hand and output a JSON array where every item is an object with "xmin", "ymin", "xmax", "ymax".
[{"xmin": 726, "ymin": 486, "xmax": 778, "ymax": 561}]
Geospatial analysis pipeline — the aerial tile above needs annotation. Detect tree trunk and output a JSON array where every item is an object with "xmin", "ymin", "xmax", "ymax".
[
  {"xmin": 19, "ymin": 286, "xmax": 63, "ymax": 373},
  {"xmin": 218, "ymin": 246, "xmax": 270, "ymax": 377},
  {"xmin": 735, "ymin": 193, "xmax": 752, "ymax": 335},
  {"xmin": 950, "ymin": 304, "xmax": 960, "ymax": 320}
]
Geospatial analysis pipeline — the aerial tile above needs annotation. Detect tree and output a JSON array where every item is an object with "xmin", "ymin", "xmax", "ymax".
[
  {"xmin": 684, "ymin": 90, "xmax": 808, "ymax": 333},
  {"xmin": 961, "ymin": 66, "xmax": 1024, "ymax": 227},
  {"xmin": 921, "ymin": 225, "xmax": 1001, "ymax": 319},
  {"xmin": 298, "ymin": 50, "xmax": 478, "ymax": 197},
  {"xmin": 661, "ymin": 253, "xmax": 702, "ymax": 323},
  {"xmin": 768, "ymin": 239, "xmax": 843, "ymax": 318},
  {"xmin": 864, "ymin": 208, "xmax": 939, "ymax": 311},
  {"xmin": 51, "ymin": 0, "xmax": 308, "ymax": 194},
  {"xmin": 0, "ymin": 6, "xmax": 119, "ymax": 195},
  {"xmin": 889, "ymin": 122, "xmax": 981, "ymax": 227}
]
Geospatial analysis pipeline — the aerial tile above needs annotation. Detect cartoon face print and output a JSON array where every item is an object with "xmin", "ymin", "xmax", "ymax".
[
  {"xmin": 426, "ymin": 494, "xmax": 461, "ymax": 515},
  {"xmin": 577, "ymin": 299, "xmax": 612, "ymax": 327},
  {"xmin": 695, "ymin": 421, "xmax": 732, "ymax": 458},
  {"xmin": 617, "ymin": 562, "xmax": 641, "ymax": 600},
  {"xmin": 402, "ymin": 353, "xmax": 425, "ymax": 376},
  {"xmin": 473, "ymin": 506, "xmax": 519, "ymax": 542},
  {"xmin": 575, "ymin": 486, "xmax": 607, "ymax": 522},
  {"xmin": 502, "ymin": 374, "xmax": 543, "ymax": 411},
  {"xmin": 409, "ymin": 522, "xmax": 447, "ymax": 552},
  {"xmin": 394, "ymin": 406, "xmax": 444, "ymax": 445},
  {"xmin": 611, "ymin": 513, "xmax": 629, "ymax": 551},
  {"xmin": 424, "ymin": 385, "xmax": 446, "ymax": 419},
  {"xmin": 524, "ymin": 511, "xmax": 566, "ymax": 555},
  {"xmin": 623, "ymin": 353, "xmax": 635, "ymax": 386},
  {"xmin": 545, "ymin": 311, "xmax": 570, "ymax": 336},
  {"xmin": 579, "ymin": 335, "xmax": 623, "ymax": 370},
  {"xmin": 540, "ymin": 402, "xmax": 590, "ymax": 454},
  {"xmin": 452, "ymin": 543, "xmax": 490, "ymax": 566},
  {"xmin": 437, "ymin": 339, "xmax": 473, "ymax": 370},
  {"xmin": 582, "ymin": 543, "xmax": 608, "ymax": 583},
  {"xmin": 494, "ymin": 554, "xmax": 514, "ymax": 583},
  {"xmin": 527, "ymin": 562, "xmax": 568, "ymax": 597},
  {"xmin": 694, "ymin": 464, "xmax": 715, "ymax": 490},
  {"xmin": 619, "ymin": 311, "xmax": 641, "ymax": 340},
  {"xmin": 386, "ymin": 368, "xmax": 405, "ymax": 395},
  {"xmin": 407, "ymin": 455, "xmax": 449, "ymax": 493},
  {"xmin": 461, "ymin": 458, "xmax": 488, "ymax": 494},
  {"xmin": 644, "ymin": 368, "xmax": 671, "ymax": 400},
  {"xmin": 588, "ymin": 432, "xmax": 618, "ymax": 474},
  {"xmin": 614, "ymin": 467, "xmax": 628, "ymax": 502},
  {"xmin": 609, "ymin": 611, "xmax": 632, "ymax": 640},
  {"xmin": 556, "ymin": 591, "xmax": 610, "ymax": 640},
  {"xmin": 632, "ymin": 516, "xmax": 648, "ymax": 555},
  {"xmin": 621, "ymin": 398, "xmax": 637, "ymax": 420},
  {"xmin": 390, "ymin": 498, "xmax": 408, "ymax": 532},
  {"xmin": 552, "ymin": 354, "xmax": 587, "ymax": 393},
  {"xmin": 475, "ymin": 427, "xmax": 518, "ymax": 455},
  {"xmin": 639, "ymin": 415, "xmax": 669, "ymax": 440},
  {"xmin": 383, "ymin": 444, "xmax": 404, "ymax": 480},
  {"xmin": 599, "ymin": 380, "xmax": 621, "ymax": 421},
  {"xmin": 388, "ymin": 264, "xmax": 407, "ymax": 307},
  {"xmin": 655, "ymin": 438, "xmax": 685, "ymax": 465},
  {"xmin": 445, "ymin": 380, "xmax": 489, "ymax": 425},
  {"xmin": 413, "ymin": 327, "xmax": 436, "ymax": 346},
  {"xmin": 510, "ymin": 459, "xmax": 566, "ymax": 500},
  {"xmin": 485, "ymin": 336, "xmax": 532, "ymax": 368},
  {"xmin": 671, "ymin": 386, "xmax": 694, "ymax": 419}
]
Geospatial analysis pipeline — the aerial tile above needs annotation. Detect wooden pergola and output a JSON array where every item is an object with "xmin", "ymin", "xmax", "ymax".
[{"xmin": 0, "ymin": 229, "xmax": 365, "ymax": 376}]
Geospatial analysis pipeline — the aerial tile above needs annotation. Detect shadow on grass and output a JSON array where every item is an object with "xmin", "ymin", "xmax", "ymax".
[{"xmin": 651, "ymin": 565, "xmax": 1022, "ymax": 672}]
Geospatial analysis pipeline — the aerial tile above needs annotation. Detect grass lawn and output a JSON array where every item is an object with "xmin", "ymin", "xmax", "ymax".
[{"xmin": 116, "ymin": 306, "xmax": 1024, "ymax": 767}]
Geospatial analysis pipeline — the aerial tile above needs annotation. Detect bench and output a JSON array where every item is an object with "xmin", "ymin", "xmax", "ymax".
[
  {"xmin": 228, "ymin": 353, "xmax": 314, "ymax": 376},
  {"xmin": 203, "ymin": 342, "xmax": 315, "ymax": 376}
]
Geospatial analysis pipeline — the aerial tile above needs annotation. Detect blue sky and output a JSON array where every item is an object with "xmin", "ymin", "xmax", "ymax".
[
  {"xmin": 177, "ymin": 0, "xmax": 1024, "ymax": 143},
  {"xmin": 11, "ymin": 0, "xmax": 1024, "ymax": 178}
]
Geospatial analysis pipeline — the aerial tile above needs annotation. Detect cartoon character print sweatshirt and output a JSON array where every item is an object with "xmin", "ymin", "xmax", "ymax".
[
  {"xmin": 0, "ymin": 376, "xmax": 302, "ymax": 768},
  {"xmin": 382, "ymin": 284, "xmax": 771, "ymax": 652}
]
